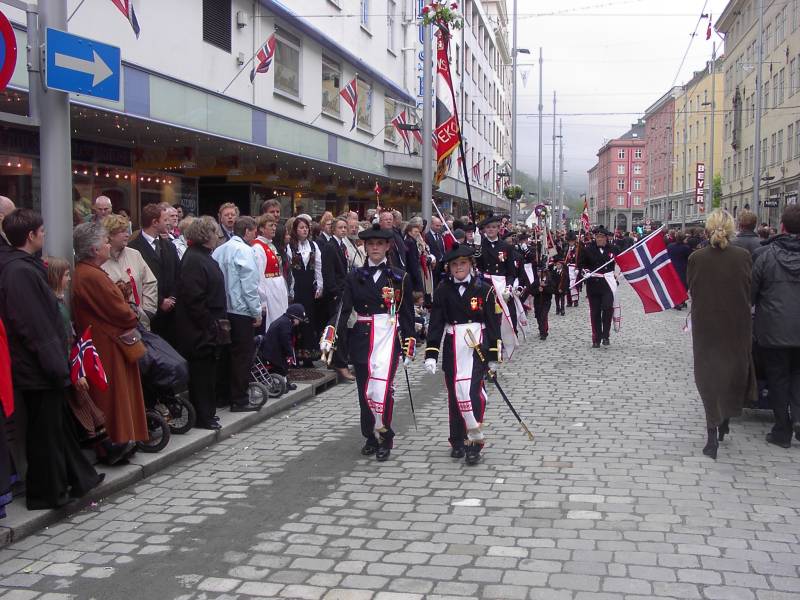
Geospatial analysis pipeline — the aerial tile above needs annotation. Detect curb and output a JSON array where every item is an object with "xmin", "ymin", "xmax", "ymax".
[{"xmin": 0, "ymin": 372, "xmax": 338, "ymax": 549}]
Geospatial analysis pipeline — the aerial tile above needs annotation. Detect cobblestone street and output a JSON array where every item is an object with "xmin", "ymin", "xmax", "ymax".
[{"xmin": 0, "ymin": 285, "xmax": 798, "ymax": 600}]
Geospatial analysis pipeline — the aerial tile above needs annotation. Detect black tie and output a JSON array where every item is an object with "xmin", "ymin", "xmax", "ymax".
[
  {"xmin": 154, "ymin": 237, "xmax": 162, "ymax": 258},
  {"xmin": 368, "ymin": 264, "xmax": 386, "ymax": 276}
]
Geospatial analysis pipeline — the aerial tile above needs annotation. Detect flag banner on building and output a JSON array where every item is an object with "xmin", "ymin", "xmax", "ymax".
[
  {"xmin": 340, "ymin": 76, "xmax": 359, "ymax": 131},
  {"xmin": 483, "ymin": 168, "xmax": 491, "ymax": 184},
  {"xmin": 581, "ymin": 198, "xmax": 591, "ymax": 232},
  {"xmin": 70, "ymin": 327, "xmax": 109, "ymax": 391},
  {"xmin": 706, "ymin": 14, "xmax": 712, "ymax": 40},
  {"xmin": 615, "ymin": 229, "xmax": 688, "ymax": 313},
  {"xmin": 391, "ymin": 110, "xmax": 424, "ymax": 152},
  {"xmin": 249, "ymin": 34, "xmax": 277, "ymax": 83},
  {"xmin": 433, "ymin": 29, "xmax": 460, "ymax": 185},
  {"xmin": 471, "ymin": 161, "xmax": 480, "ymax": 180},
  {"xmin": 110, "ymin": 0, "xmax": 140, "ymax": 38}
]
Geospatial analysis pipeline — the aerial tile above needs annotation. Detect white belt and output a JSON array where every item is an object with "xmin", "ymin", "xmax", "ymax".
[{"xmin": 446, "ymin": 324, "xmax": 484, "ymax": 335}]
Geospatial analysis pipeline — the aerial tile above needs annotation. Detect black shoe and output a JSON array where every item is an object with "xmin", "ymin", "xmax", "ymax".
[
  {"xmin": 375, "ymin": 447, "xmax": 391, "ymax": 462},
  {"xmin": 794, "ymin": 423, "xmax": 800, "ymax": 442},
  {"xmin": 286, "ymin": 382, "xmax": 298, "ymax": 391},
  {"xmin": 361, "ymin": 443, "xmax": 377, "ymax": 456},
  {"xmin": 592, "ymin": 342, "xmax": 600, "ymax": 348},
  {"xmin": 718, "ymin": 419, "xmax": 730, "ymax": 441},
  {"xmin": 702, "ymin": 428, "xmax": 718, "ymax": 460},
  {"xmin": 100, "ymin": 441, "xmax": 136, "ymax": 466},
  {"xmin": 601, "ymin": 338, "xmax": 609, "ymax": 346},
  {"xmin": 465, "ymin": 446, "xmax": 481, "ymax": 466},
  {"xmin": 197, "ymin": 421, "xmax": 222, "ymax": 431},
  {"xmin": 539, "ymin": 333, "xmax": 547, "ymax": 340},
  {"xmin": 230, "ymin": 403, "xmax": 260, "ymax": 413},
  {"xmin": 766, "ymin": 432, "xmax": 791, "ymax": 449},
  {"xmin": 450, "ymin": 446, "xmax": 466, "ymax": 459}
]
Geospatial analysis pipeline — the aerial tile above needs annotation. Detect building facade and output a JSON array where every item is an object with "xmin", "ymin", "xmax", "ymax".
[
  {"xmin": 1, "ymin": 0, "xmax": 509, "ymax": 225},
  {"xmin": 587, "ymin": 163, "xmax": 599, "ymax": 225},
  {"xmin": 717, "ymin": 0, "xmax": 800, "ymax": 224},
  {"xmin": 642, "ymin": 88, "xmax": 679, "ymax": 224},
  {"xmin": 593, "ymin": 121, "xmax": 647, "ymax": 232}
]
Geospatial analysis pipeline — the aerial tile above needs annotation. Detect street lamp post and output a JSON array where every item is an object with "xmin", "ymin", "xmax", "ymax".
[
  {"xmin": 421, "ymin": 23, "xmax": 433, "ymax": 225},
  {"xmin": 753, "ymin": 0, "xmax": 765, "ymax": 223}
]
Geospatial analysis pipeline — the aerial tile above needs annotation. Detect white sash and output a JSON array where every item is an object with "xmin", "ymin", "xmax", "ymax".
[
  {"xmin": 523, "ymin": 264, "xmax": 535, "ymax": 310},
  {"xmin": 488, "ymin": 274, "xmax": 519, "ymax": 361},
  {"xmin": 364, "ymin": 313, "xmax": 398, "ymax": 438},
  {"xmin": 451, "ymin": 323, "xmax": 485, "ymax": 442},
  {"xmin": 568, "ymin": 265, "xmax": 579, "ymax": 302},
  {"xmin": 605, "ymin": 272, "xmax": 622, "ymax": 332}
]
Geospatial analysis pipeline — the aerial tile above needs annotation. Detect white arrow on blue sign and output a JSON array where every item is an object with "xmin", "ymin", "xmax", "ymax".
[{"xmin": 46, "ymin": 28, "xmax": 120, "ymax": 101}]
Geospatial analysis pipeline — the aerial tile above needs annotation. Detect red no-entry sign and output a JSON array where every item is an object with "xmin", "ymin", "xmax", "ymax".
[{"xmin": 0, "ymin": 9, "xmax": 17, "ymax": 92}]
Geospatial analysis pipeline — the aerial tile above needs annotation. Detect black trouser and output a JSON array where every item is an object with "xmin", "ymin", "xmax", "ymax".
[
  {"xmin": 761, "ymin": 347, "xmax": 800, "ymax": 443},
  {"xmin": 22, "ymin": 388, "xmax": 101, "ymax": 510},
  {"xmin": 353, "ymin": 361, "xmax": 396, "ymax": 449},
  {"xmin": 332, "ymin": 325, "xmax": 349, "ymax": 369},
  {"xmin": 587, "ymin": 291, "xmax": 613, "ymax": 343},
  {"xmin": 188, "ymin": 354, "xmax": 219, "ymax": 426},
  {"xmin": 554, "ymin": 293, "xmax": 565, "ymax": 313},
  {"xmin": 228, "ymin": 313, "xmax": 256, "ymax": 407},
  {"xmin": 443, "ymin": 344, "xmax": 487, "ymax": 449},
  {"xmin": 534, "ymin": 293, "xmax": 552, "ymax": 335}
]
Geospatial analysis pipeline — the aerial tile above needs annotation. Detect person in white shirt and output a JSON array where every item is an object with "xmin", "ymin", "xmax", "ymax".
[{"xmin": 286, "ymin": 216, "xmax": 323, "ymax": 367}]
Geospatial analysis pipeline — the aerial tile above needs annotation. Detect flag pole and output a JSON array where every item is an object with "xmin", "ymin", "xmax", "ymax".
[{"xmin": 570, "ymin": 225, "xmax": 665, "ymax": 289}]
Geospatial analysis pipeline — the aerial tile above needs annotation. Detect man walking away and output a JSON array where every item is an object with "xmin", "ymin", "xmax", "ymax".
[
  {"xmin": 752, "ymin": 205, "xmax": 800, "ymax": 448},
  {"xmin": 731, "ymin": 209, "xmax": 762, "ymax": 256}
]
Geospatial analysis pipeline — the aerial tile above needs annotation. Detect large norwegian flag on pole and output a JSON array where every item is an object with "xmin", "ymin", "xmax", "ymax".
[
  {"xmin": 249, "ymin": 34, "xmax": 277, "ymax": 83},
  {"xmin": 340, "ymin": 76, "xmax": 359, "ymax": 131},
  {"xmin": 614, "ymin": 228, "xmax": 689, "ymax": 313},
  {"xmin": 580, "ymin": 197, "xmax": 591, "ymax": 233},
  {"xmin": 110, "ymin": 0, "xmax": 140, "ymax": 38}
]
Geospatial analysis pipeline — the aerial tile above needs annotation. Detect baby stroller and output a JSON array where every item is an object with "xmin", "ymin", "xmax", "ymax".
[
  {"xmin": 138, "ymin": 329, "xmax": 194, "ymax": 452},
  {"xmin": 252, "ymin": 334, "xmax": 289, "ymax": 401}
]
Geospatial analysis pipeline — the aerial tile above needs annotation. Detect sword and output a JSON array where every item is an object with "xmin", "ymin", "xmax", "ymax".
[
  {"xmin": 320, "ymin": 295, "xmax": 346, "ymax": 366},
  {"xmin": 396, "ymin": 329, "xmax": 418, "ymax": 431},
  {"xmin": 464, "ymin": 329, "xmax": 534, "ymax": 442}
]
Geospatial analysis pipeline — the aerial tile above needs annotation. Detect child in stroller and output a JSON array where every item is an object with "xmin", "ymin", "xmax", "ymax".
[{"xmin": 255, "ymin": 304, "xmax": 308, "ymax": 395}]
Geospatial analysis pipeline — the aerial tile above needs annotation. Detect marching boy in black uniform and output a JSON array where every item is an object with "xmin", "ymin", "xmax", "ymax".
[
  {"xmin": 578, "ymin": 226, "xmax": 617, "ymax": 348},
  {"xmin": 424, "ymin": 244, "xmax": 502, "ymax": 465},
  {"xmin": 321, "ymin": 224, "xmax": 415, "ymax": 461}
]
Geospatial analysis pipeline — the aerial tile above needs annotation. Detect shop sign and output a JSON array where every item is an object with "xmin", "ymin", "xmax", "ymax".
[
  {"xmin": 764, "ymin": 195, "xmax": 780, "ymax": 208},
  {"xmin": 694, "ymin": 162, "xmax": 705, "ymax": 205},
  {"xmin": 0, "ymin": 9, "xmax": 17, "ymax": 92},
  {"xmin": 786, "ymin": 193, "xmax": 797, "ymax": 205},
  {"xmin": 179, "ymin": 178, "xmax": 198, "ymax": 215}
]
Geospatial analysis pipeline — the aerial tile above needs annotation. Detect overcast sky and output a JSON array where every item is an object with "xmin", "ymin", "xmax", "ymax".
[{"xmin": 514, "ymin": 0, "xmax": 730, "ymax": 191}]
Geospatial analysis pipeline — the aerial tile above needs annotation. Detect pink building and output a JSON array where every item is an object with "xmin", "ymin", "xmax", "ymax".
[
  {"xmin": 593, "ymin": 120, "xmax": 647, "ymax": 231},
  {"xmin": 643, "ymin": 88, "xmax": 679, "ymax": 223}
]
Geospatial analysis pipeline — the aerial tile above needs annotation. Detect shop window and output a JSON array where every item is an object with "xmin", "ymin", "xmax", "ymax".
[
  {"xmin": 384, "ymin": 98, "xmax": 397, "ymax": 143},
  {"xmin": 202, "ymin": 0, "xmax": 231, "ymax": 53},
  {"xmin": 322, "ymin": 58, "xmax": 341, "ymax": 116},
  {"xmin": 357, "ymin": 79, "xmax": 373, "ymax": 130},
  {"xmin": 275, "ymin": 29, "xmax": 301, "ymax": 98}
]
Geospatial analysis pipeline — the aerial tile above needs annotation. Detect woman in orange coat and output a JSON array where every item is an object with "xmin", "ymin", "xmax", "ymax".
[{"xmin": 71, "ymin": 222, "xmax": 148, "ymax": 444}]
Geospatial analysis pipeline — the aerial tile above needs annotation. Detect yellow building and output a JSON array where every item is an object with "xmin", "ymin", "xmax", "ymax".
[{"xmin": 668, "ymin": 62, "xmax": 725, "ymax": 227}]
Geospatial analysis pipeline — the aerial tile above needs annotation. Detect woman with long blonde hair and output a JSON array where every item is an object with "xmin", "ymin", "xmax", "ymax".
[{"xmin": 687, "ymin": 209, "xmax": 756, "ymax": 459}]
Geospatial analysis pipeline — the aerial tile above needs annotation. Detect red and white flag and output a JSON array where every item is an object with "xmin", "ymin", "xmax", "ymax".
[
  {"xmin": 581, "ymin": 198, "xmax": 591, "ymax": 233},
  {"xmin": 69, "ymin": 327, "xmax": 109, "ymax": 391},
  {"xmin": 471, "ymin": 161, "xmax": 481, "ymax": 180},
  {"xmin": 110, "ymin": 0, "xmax": 140, "ymax": 38},
  {"xmin": 340, "ymin": 76, "xmax": 359, "ymax": 131},
  {"xmin": 249, "ymin": 34, "xmax": 277, "ymax": 83},
  {"xmin": 615, "ymin": 229, "xmax": 688, "ymax": 313},
  {"xmin": 706, "ymin": 14, "xmax": 712, "ymax": 41}
]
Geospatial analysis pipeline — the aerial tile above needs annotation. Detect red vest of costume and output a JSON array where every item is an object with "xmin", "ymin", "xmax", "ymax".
[
  {"xmin": 0, "ymin": 318, "xmax": 14, "ymax": 417},
  {"xmin": 252, "ymin": 239, "xmax": 281, "ymax": 277}
]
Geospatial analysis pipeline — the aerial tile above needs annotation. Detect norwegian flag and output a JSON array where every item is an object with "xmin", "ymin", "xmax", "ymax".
[
  {"xmin": 69, "ymin": 327, "xmax": 109, "ymax": 392},
  {"xmin": 249, "ymin": 34, "xmax": 277, "ymax": 83},
  {"xmin": 706, "ymin": 14, "xmax": 712, "ymax": 41},
  {"xmin": 391, "ymin": 110, "xmax": 423, "ymax": 152},
  {"xmin": 581, "ymin": 197, "xmax": 591, "ymax": 233},
  {"xmin": 615, "ymin": 229, "xmax": 688, "ymax": 313},
  {"xmin": 374, "ymin": 181, "xmax": 382, "ymax": 196},
  {"xmin": 471, "ymin": 161, "xmax": 481, "ymax": 180},
  {"xmin": 110, "ymin": 0, "xmax": 140, "ymax": 38},
  {"xmin": 483, "ymin": 168, "xmax": 491, "ymax": 185},
  {"xmin": 340, "ymin": 76, "xmax": 359, "ymax": 131}
]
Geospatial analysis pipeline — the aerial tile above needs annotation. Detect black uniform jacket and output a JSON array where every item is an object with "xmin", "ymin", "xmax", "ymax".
[
  {"xmin": 425, "ymin": 276, "xmax": 501, "ymax": 365},
  {"xmin": 335, "ymin": 263, "xmax": 415, "ymax": 363},
  {"xmin": 577, "ymin": 242, "xmax": 617, "ymax": 296},
  {"xmin": 476, "ymin": 236, "xmax": 516, "ymax": 286},
  {"xmin": 262, "ymin": 314, "xmax": 295, "ymax": 368}
]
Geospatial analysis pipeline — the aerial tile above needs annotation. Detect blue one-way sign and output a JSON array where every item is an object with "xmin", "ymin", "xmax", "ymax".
[{"xmin": 46, "ymin": 28, "xmax": 120, "ymax": 101}]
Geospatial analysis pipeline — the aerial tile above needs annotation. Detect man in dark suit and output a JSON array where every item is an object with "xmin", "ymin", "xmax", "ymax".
[
  {"xmin": 379, "ymin": 210, "xmax": 407, "ymax": 272},
  {"xmin": 321, "ymin": 217, "xmax": 354, "ymax": 381},
  {"xmin": 129, "ymin": 203, "xmax": 181, "ymax": 341},
  {"xmin": 425, "ymin": 215, "xmax": 446, "ymax": 265}
]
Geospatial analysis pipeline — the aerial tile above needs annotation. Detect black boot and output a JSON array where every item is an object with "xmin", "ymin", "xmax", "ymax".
[
  {"xmin": 465, "ymin": 445, "xmax": 481, "ymax": 465},
  {"xmin": 702, "ymin": 428, "xmax": 718, "ymax": 460},
  {"xmin": 718, "ymin": 419, "xmax": 730, "ymax": 441}
]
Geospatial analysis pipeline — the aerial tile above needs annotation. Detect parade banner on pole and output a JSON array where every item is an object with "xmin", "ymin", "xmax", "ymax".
[{"xmin": 433, "ymin": 28, "xmax": 459, "ymax": 185}]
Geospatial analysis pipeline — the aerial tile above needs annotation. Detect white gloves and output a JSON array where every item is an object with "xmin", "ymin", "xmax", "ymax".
[
  {"xmin": 502, "ymin": 287, "xmax": 512, "ymax": 301},
  {"xmin": 424, "ymin": 358, "xmax": 437, "ymax": 375},
  {"xmin": 487, "ymin": 361, "xmax": 498, "ymax": 374},
  {"xmin": 403, "ymin": 357, "xmax": 412, "ymax": 367},
  {"xmin": 320, "ymin": 340, "xmax": 333, "ymax": 353}
]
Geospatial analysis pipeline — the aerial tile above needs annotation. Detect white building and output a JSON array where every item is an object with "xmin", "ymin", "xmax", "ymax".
[{"xmin": 1, "ymin": 0, "xmax": 509, "ymax": 222}]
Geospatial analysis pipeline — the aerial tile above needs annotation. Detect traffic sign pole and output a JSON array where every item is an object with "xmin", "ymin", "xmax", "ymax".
[{"xmin": 39, "ymin": 0, "xmax": 73, "ymax": 262}]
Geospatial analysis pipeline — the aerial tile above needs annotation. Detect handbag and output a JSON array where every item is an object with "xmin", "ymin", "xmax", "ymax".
[
  {"xmin": 115, "ymin": 328, "xmax": 146, "ymax": 363},
  {"xmin": 213, "ymin": 318, "xmax": 232, "ymax": 346}
]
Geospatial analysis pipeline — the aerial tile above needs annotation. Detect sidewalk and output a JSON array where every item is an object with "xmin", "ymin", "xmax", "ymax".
[{"xmin": 0, "ymin": 371, "xmax": 338, "ymax": 549}]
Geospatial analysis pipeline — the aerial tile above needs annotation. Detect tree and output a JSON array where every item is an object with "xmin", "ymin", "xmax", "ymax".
[{"xmin": 712, "ymin": 174, "xmax": 722, "ymax": 208}]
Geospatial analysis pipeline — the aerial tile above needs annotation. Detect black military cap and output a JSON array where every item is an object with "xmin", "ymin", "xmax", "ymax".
[
  {"xmin": 441, "ymin": 242, "xmax": 475, "ymax": 264},
  {"xmin": 358, "ymin": 223, "xmax": 394, "ymax": 240},
  {"xmin": 478, "ymin": 214, "xmax": 502, "ymax": 228}
]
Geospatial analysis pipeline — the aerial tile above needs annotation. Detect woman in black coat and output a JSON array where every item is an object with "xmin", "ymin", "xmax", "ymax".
[{"xmin": 173, "ymin": 217, "xmax": 228, "ymax": 430}]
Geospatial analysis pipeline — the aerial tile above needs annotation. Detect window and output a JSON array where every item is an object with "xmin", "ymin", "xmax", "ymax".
[
  {"xmin": 771, "ymin": 133, "xmax": 777, "ymax": 165},
  {"xmin": 387, "ymin": 0, "xmax": 396, "ymax": 52},
  {"xmin": 779, "ymin": 68, "xmax": 786, "ymax": 105},
  {"xmin": 634, "ymin": 148, "xmax": 642, "ymax": 159},
  {"xmin": 203, "ymin": 0, "xmax": 231, "ymax": 53},
  {"xmin": 778, "ymin": 129, "xmax": 784, "ymax": 163},
  {"xmin": 357, "ymin": 79, "xmax": 373, "ymax": 130},
  {"xmin": 384, "ymin": 98, "xmax": 396, "ymax": 143},
  {"xmin": 777, "ymin": 12, "xmax": 785, "ymax": 44},
  {"xmin": 633, "ymin": 180, "xmax": 641, "ymax": 191},
  {"xmin": 764, "ymin": 80, "xmax": 770, "ymax": 113},
  {"xmin": 633, "ymin": 195, "xmax": 641, "ymax": 206},
  {"xmin": 360, "ymin": 0, "xmax": 369, "ymax": 28},
  {"xmin": 617, "ymin": 179, "xmax": 625, "ymax": 190},
  {"xmin": 762, "ymin": 137, "xmax": 768, "ymax": 167},
  {"xmin": 275, "ymin": 29, "xmax": 301, "ymax": 98},
  {"xmin": 765, "ymin": 24, "xmax": 772, "ymax": 53},
  {"xmin": 617, "ymin": 194, "xmax": 625, "ymax": 206},
  {"xmin": 464, "ymin": 93, "xmax": 470, "ymax": 122},
  {"xmin": 791, "ymin": 59, "xmax": 797, "ymax": 95},
  {"xmin": 464, "ymin": 46, "xmax": 470, "ymax": 74},
  {"xmin": 321, "ymin": 58, "xmax": 341, "ymax": 115},
  {"xmin": 617, "ymin": 149, "xmax": 626, "ymax": 159},
  {"xmin": 789, "ymin": 124, "xmax": 794, "ymax": 159},
  {"xmin": 617, "ymin": 164, "xmax": 625, "ymax": 175},
  {"xmin": 773, "ymin": 76, "xmax": 779, "ymax": 108},
  {"xmin": 455, "ymin": 43, "xmax": 461, "ymax": 75},
  {"xmin": 796, "ymin": 120, "xmax": 800, "ymax": 156},
  {"xmin": 633, "ymin": 164, "xmax": 642, "ymax": 175}
]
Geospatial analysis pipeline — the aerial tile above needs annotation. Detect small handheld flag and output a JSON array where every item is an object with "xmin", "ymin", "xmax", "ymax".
[
  {"xmin": 249, "ymin": 34, "xmax": 277, "ymax": 83},
  {"xmin": 70, "ymin": 327, "xmax": 109, "ymax": 392}
]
